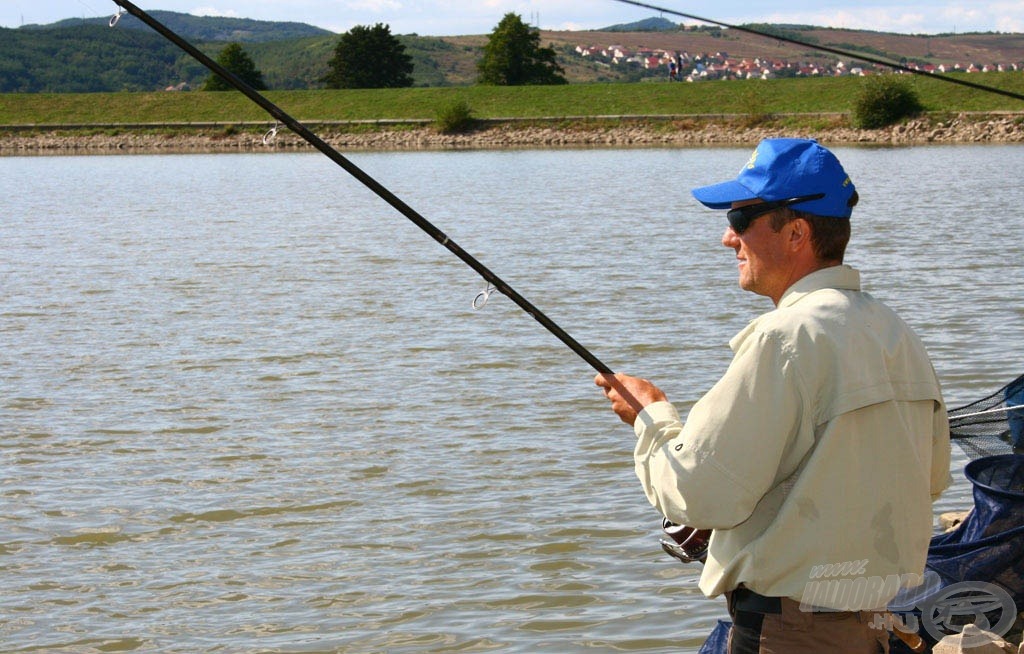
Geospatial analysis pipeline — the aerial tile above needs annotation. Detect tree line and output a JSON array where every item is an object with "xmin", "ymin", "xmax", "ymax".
[
  {"xmin": 0, "ymin": 24, "xmax": 208, "ymax": 93},
  {"xmin": 206, "ymin": 13, "xmax": 565, "ymax": 91}
]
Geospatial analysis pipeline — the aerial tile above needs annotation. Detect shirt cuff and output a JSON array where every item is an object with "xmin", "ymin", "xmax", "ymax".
[{"xmin": 634, "ymin": 401, "xmax": 682, "ymax": 439}]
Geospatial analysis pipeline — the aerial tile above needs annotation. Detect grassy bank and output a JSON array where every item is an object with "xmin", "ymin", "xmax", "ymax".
[{"xmin": 3, "ymin": 73, "xmax": 1024, "ymax": 126}]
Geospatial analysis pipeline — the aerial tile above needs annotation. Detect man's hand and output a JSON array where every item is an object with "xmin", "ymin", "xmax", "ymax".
[{"xmin": 595, "ymin": 373, "xmax": 668, "ymax": 426}]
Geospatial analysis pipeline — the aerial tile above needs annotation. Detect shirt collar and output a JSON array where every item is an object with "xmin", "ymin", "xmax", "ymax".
[
  {"xmin": 777, "ymin": 265, "xmax": 861, "ymax": 309},
  {"xmin": 729, "ymin": 265, "xmax": 862, "ymax": 352}
]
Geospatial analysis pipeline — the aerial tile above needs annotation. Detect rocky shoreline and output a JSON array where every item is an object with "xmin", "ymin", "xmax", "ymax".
[{"xmin": 3, "ymin": 113, "xmax": 1024, "ymax": 154}]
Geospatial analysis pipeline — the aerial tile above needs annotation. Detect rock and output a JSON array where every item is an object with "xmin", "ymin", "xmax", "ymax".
[
  {"xmin": 932, "ymin": 624, "xmax": 1016, "ymax": 653},
  {"xmin": 3, "ymin": 114, "xmax": 1024, "ymax": 153},
  {"xmin": 940, "ymin": 510, "xmax": 971, "ymax": 532}
]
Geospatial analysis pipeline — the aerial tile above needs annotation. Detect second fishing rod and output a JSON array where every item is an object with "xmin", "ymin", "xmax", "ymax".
[{"xmin": 108, "ymin": 0, "xmax": 615, "ymax": 378}]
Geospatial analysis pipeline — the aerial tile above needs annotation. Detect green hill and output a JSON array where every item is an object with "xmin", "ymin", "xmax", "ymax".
[
  {"xmin": 0, "ymin": 23, "xmax": 208, "ymax": 92},
  {"xmin": 600, "ymin": 17, "xmax": 678, "ymax": 32},
  {"xmin": 38, "ymin": 11, "xmax": 332, "ymax": 42}
]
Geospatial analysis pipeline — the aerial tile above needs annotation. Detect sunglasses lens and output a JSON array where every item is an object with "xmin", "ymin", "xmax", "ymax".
[{"xmin": 727, "ymin": 206, "xmax": 756, "ymax": 234}]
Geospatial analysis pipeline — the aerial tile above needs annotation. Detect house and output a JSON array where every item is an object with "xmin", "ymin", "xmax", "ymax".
[
  {"xmin": 605, "ymin": 45, "xmax": 629, "ymax": 60},
  {"xmin": 569, "ymin": 39, "xmax": 1017, "ymax": 83}
]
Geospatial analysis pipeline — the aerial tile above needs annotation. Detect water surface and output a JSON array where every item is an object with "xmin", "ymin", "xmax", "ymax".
[{"xmin": 2, "ymin": 145, "xmax": 1022, "ymax": 652}]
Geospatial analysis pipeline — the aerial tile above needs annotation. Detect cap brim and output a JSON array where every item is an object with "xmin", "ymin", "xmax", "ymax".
[{"xmin": 691, "ymin": 179, "xmax": 757, "ymax": 210}]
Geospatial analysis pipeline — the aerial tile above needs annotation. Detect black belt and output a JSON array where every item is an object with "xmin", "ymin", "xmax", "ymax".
[
  {"xmin": 730, "ymin": 588, "xmax": 784, "ymax": 614},
  {"xmin": 729, "ymin": 588, "xmax": 840, "ymax": 615}
]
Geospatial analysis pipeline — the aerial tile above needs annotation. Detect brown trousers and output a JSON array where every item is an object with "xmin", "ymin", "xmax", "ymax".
[{"xmin": 726, "ymin": 590, "xmax": 890, "ymax": 654}]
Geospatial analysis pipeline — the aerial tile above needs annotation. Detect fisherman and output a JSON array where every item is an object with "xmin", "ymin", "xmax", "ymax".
[{"xmin": 596, "ymin": 138, "xmax": 951, "ymax": 653}]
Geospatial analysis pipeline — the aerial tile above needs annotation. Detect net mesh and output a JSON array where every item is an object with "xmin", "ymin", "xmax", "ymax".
[
  {"xmin": 947, "ymin": 373, "xmax": 1024, "ymax": 460},
  {"xmin": 927, "ymin": 454, "xmax": 1024, "ymax": 602},
  {"xmin": 884, "ymin": 454, "xmax": 1024, "ymax": 652}
]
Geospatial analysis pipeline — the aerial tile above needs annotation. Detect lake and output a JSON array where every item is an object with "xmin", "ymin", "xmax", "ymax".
[{"xmin": 2, "ymin": 144, "xmax": 1022, "ymax": 652}]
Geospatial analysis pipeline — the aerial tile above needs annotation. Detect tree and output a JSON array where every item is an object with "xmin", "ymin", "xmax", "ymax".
[
  {"xmin": 852, "ymin": 75, "xmax": 924, "ymax": 129},
  {"xmin": 323, "ymin": 23, "xmax": 414, "ymax": 89},
  {"xmin": 477, "ymin": 13, "xmax": 567, "ymax": 85},
  {"xmin": 202, "ymin": 42, "xmax": 266, "ymax": 91}
]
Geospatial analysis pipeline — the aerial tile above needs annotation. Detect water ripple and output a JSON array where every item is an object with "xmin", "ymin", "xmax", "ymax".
[{"xmin": 2, "ymin": 147, "xmax": 1019, "ymax": 653}]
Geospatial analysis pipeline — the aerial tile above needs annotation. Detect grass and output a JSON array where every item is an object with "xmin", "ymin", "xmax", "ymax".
[{"xmin": 2, "ymin": 73, "xmax": 1023, "ymax": 126}]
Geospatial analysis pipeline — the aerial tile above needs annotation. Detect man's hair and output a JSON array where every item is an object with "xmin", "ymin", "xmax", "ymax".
[{"xmin": 769, "ymin": 190, "xmax": 858, "ymax": 263}]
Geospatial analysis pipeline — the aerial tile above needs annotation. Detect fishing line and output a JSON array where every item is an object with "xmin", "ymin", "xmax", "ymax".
[
  {"xmin": 611, "ymin": 0, "xmax": 1024, "ymax": 103},
  {"xmin": 108, "ymin": 0, "xmax": 615, "ymax": 376}
]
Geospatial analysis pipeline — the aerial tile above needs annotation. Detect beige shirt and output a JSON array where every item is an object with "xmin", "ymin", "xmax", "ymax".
[{"xmin": 633, "ymin": 265, "xmax": 951, "ymax": 609}]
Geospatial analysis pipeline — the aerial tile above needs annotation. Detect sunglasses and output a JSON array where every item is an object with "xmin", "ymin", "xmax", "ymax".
[{"xmin": 726, "ymin": 193, "xmax": 825, "ymax": 234}]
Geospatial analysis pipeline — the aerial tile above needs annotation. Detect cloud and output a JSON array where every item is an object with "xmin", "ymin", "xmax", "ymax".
[
  {"xmin": 758, "ymin": 1, "xmax": 1024, "ymax": 34},
  {"xmin": 756, "ymin": 8, "xmax": 929, "ymax": 32},
  {"xmin": 995, "ymin": 15, "xmax": 1024, "ymax": 33},
  {"xmin": 189, "ymin": 6, "xmax": 241, "ymax": 18},
  {"xmin": 347, "ymin": 0, "xmax": 404, "ymax": 11},
  {"xmin": 939, "ymin": 2, "xmax": 1024, "ymax": 32}
]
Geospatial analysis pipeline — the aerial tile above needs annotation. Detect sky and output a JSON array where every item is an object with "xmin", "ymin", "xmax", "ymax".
[{"xmin": 3, "ymin": 0, "xmax": 1024, "ymax": 36}]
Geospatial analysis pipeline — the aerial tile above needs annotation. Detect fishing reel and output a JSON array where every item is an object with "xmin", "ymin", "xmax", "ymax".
[{"xmin": 660, "ymin": 518, "xmax": 711, "ymax": 564}]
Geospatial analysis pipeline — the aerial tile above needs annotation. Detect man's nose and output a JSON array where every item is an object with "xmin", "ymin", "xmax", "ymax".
[{"xmin": 722, "ymin": 226, "xmax": 740, "ymax": 248}]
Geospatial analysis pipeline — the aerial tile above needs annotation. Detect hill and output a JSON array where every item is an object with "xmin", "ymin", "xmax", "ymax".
[
  {"xmin": 2, "ymin": 12, "xmax": 1023, "ymax": 92},
  {"xmin": 35, "ymin": 11, "xmax": 331, "ymax": 42},
  {"xmin": 601, "ymin": 17, "xmax": 678, "ymax": 32},
  {"xmin": 0, "ymin": 24, "xmax": 207, "ymax": 92}
]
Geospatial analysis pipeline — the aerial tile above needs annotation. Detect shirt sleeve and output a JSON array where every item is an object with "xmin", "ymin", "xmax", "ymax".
[{"xmin": 633, "ymin": 330, "xmax": 809, "ymax": 529}]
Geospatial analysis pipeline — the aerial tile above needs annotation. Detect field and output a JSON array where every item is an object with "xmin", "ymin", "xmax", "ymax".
[{"xmin": 3, "ymin": 72, "xmax": 1024, "ymax": 127}]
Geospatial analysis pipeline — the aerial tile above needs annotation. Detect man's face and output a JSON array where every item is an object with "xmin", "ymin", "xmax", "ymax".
[{"xmin": 721, "ymin": 200, "xmax": 794, "ymax": 304}]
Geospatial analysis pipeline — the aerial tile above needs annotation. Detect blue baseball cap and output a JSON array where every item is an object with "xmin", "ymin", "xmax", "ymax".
[{"xmin": 691, "ymin": 138, "xmax": 856, "ymax": 219}]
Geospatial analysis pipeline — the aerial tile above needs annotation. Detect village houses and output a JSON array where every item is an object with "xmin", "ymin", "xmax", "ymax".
[{"xmin": 573, "ymin": 43, "xmax": 1022, "ymax": 81}]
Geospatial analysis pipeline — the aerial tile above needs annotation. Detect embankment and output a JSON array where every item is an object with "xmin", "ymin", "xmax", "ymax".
[{"xmin": 3, "ymin": 113, "xmax": 1023, "ymax": 154}]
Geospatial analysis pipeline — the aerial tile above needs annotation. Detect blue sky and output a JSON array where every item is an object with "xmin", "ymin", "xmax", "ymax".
[{"xmin": 3, "ymin": 0, "xmax": 1022, "ymax": 35}]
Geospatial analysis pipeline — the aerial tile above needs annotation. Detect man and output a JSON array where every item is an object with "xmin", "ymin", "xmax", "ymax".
[{"xmin": 596, "ymin": 138, "xmax": 951, "ymax": 653}]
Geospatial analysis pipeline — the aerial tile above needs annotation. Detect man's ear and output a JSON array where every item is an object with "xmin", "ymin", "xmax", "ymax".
[{"xmin": 787, "ymin": 217, "xmax": 812, "ymax": 252}]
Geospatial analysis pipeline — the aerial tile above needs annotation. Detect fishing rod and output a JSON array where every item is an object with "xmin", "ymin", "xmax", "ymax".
[
  {"xmin": 611, "ymin": 0, "xmax": 1024, "ymax": 103},
  {"xmin": 107, "ymin": 0, "xmax": 615, "ymax": 377}
]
